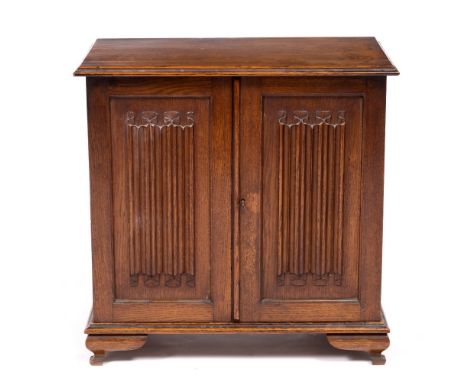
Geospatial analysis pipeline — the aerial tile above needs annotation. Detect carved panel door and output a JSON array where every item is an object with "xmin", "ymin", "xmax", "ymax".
[
  {"xmin": 239, "ymin": 78, "xmax": 385, "ymax": 322},
  {"xmin": 89, "ymin": 78, "xmax": 232, "ymax": 322}
]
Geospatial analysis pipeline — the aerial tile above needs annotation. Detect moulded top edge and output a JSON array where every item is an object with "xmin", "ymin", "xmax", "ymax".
[{"xmin": 74, "ymin": 37, "xmax": 399, "ymax": 77}]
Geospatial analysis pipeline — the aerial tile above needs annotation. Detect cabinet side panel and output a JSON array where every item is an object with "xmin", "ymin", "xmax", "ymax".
[
  {"xmin": 87, "ymin": 78, "xmax": 114, "ymax": 321},
  {"xmin": 360, "ymin": 77, "xmax": 387, "ymax": 320}
]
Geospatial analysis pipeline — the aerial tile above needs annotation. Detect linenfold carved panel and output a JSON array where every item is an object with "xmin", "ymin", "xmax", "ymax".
[
  {"xmin": 126, "ymin": 111, "xmax": 195, "ymax": 288},
  {"xmin": 276, "ymin": 110, "xmax": 345, "ymax": 287}
]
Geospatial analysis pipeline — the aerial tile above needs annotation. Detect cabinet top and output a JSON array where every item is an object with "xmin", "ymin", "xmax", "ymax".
[{"xmin": 74, "ymin": 37, "xmax": 398, "ymax": 77}]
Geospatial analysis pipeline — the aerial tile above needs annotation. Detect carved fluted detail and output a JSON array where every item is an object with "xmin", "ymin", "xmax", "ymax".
[
  {"xmin": 126, "ymin": 111, "xmax": 195, "ymax": 288},
  {"xmin": 277, "ymin": 110, "xmax": 345, "ymax": 287}
]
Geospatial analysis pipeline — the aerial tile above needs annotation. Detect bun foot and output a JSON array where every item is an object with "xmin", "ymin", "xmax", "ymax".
[
  {"xmin": 86, "ymin": 335, "xmax": 148, "ymax": 365},
  {"xmin": 370, "ymin": 351, "xmax": 386, "ymax": 365},
  {"xmin": 326, "ymin": 334, "xmax": 390, "ymax": 365},
  {"xmin": 89, "ymin": 351, "xmax": 105, "ymax": 366}
]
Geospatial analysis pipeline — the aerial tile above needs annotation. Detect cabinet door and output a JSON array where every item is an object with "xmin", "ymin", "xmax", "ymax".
[
  {"xmin": 88, "ymin": 78, "xmax": 232, "ymax": 322},
  {"xmin": 239, "ymin": 77, "xmax": 386, "ymax": 322}
]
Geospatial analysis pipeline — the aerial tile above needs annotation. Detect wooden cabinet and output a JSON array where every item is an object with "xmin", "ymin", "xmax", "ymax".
[{"xmin": 75, "ymin": 38, "xmax": 398, "ymax": 365}]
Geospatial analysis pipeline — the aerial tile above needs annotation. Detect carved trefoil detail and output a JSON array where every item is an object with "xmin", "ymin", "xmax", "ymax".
[
  {"xmin": 125, "ymin": 111, "xmax": 195, "ymax": 288},
  {"xmin": 277, "ymin": 110, "xmax": 346, "ymax": 287}
]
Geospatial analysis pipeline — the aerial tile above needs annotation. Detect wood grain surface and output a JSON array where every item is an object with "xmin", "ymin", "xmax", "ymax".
[
  {"xmin": 74, "ymin": 38, "xmax": 399, "ymax": 77},
  {"xmin": 78, "ymin": 37, "xmax": 397, "ymax": 364}
]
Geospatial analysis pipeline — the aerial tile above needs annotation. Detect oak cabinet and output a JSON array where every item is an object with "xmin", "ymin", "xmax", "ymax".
[{"xmin": 75, "ymin": 37, "xmax": 398, "ymax": 365}]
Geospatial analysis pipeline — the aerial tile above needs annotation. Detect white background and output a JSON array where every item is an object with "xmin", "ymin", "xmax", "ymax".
[{"xmin": 1, "ymin": 0, "xmax": 467, "ymax": 380}]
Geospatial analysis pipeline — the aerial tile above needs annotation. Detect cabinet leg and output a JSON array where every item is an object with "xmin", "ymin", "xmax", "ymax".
[
  {"xmin": 369, "ymin": 351, "xmax": 386, "ymax": 365},
  {"xmin": 89, "ymin": 350, "xmax": 106, "ymax": 366},
  {"xmin": 326, "ymin": 334, "xmax": 390, "ymax": 365},
  {"xmin": 85, "ymin": 334, "xmax": 148, "ymax": 365}
]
